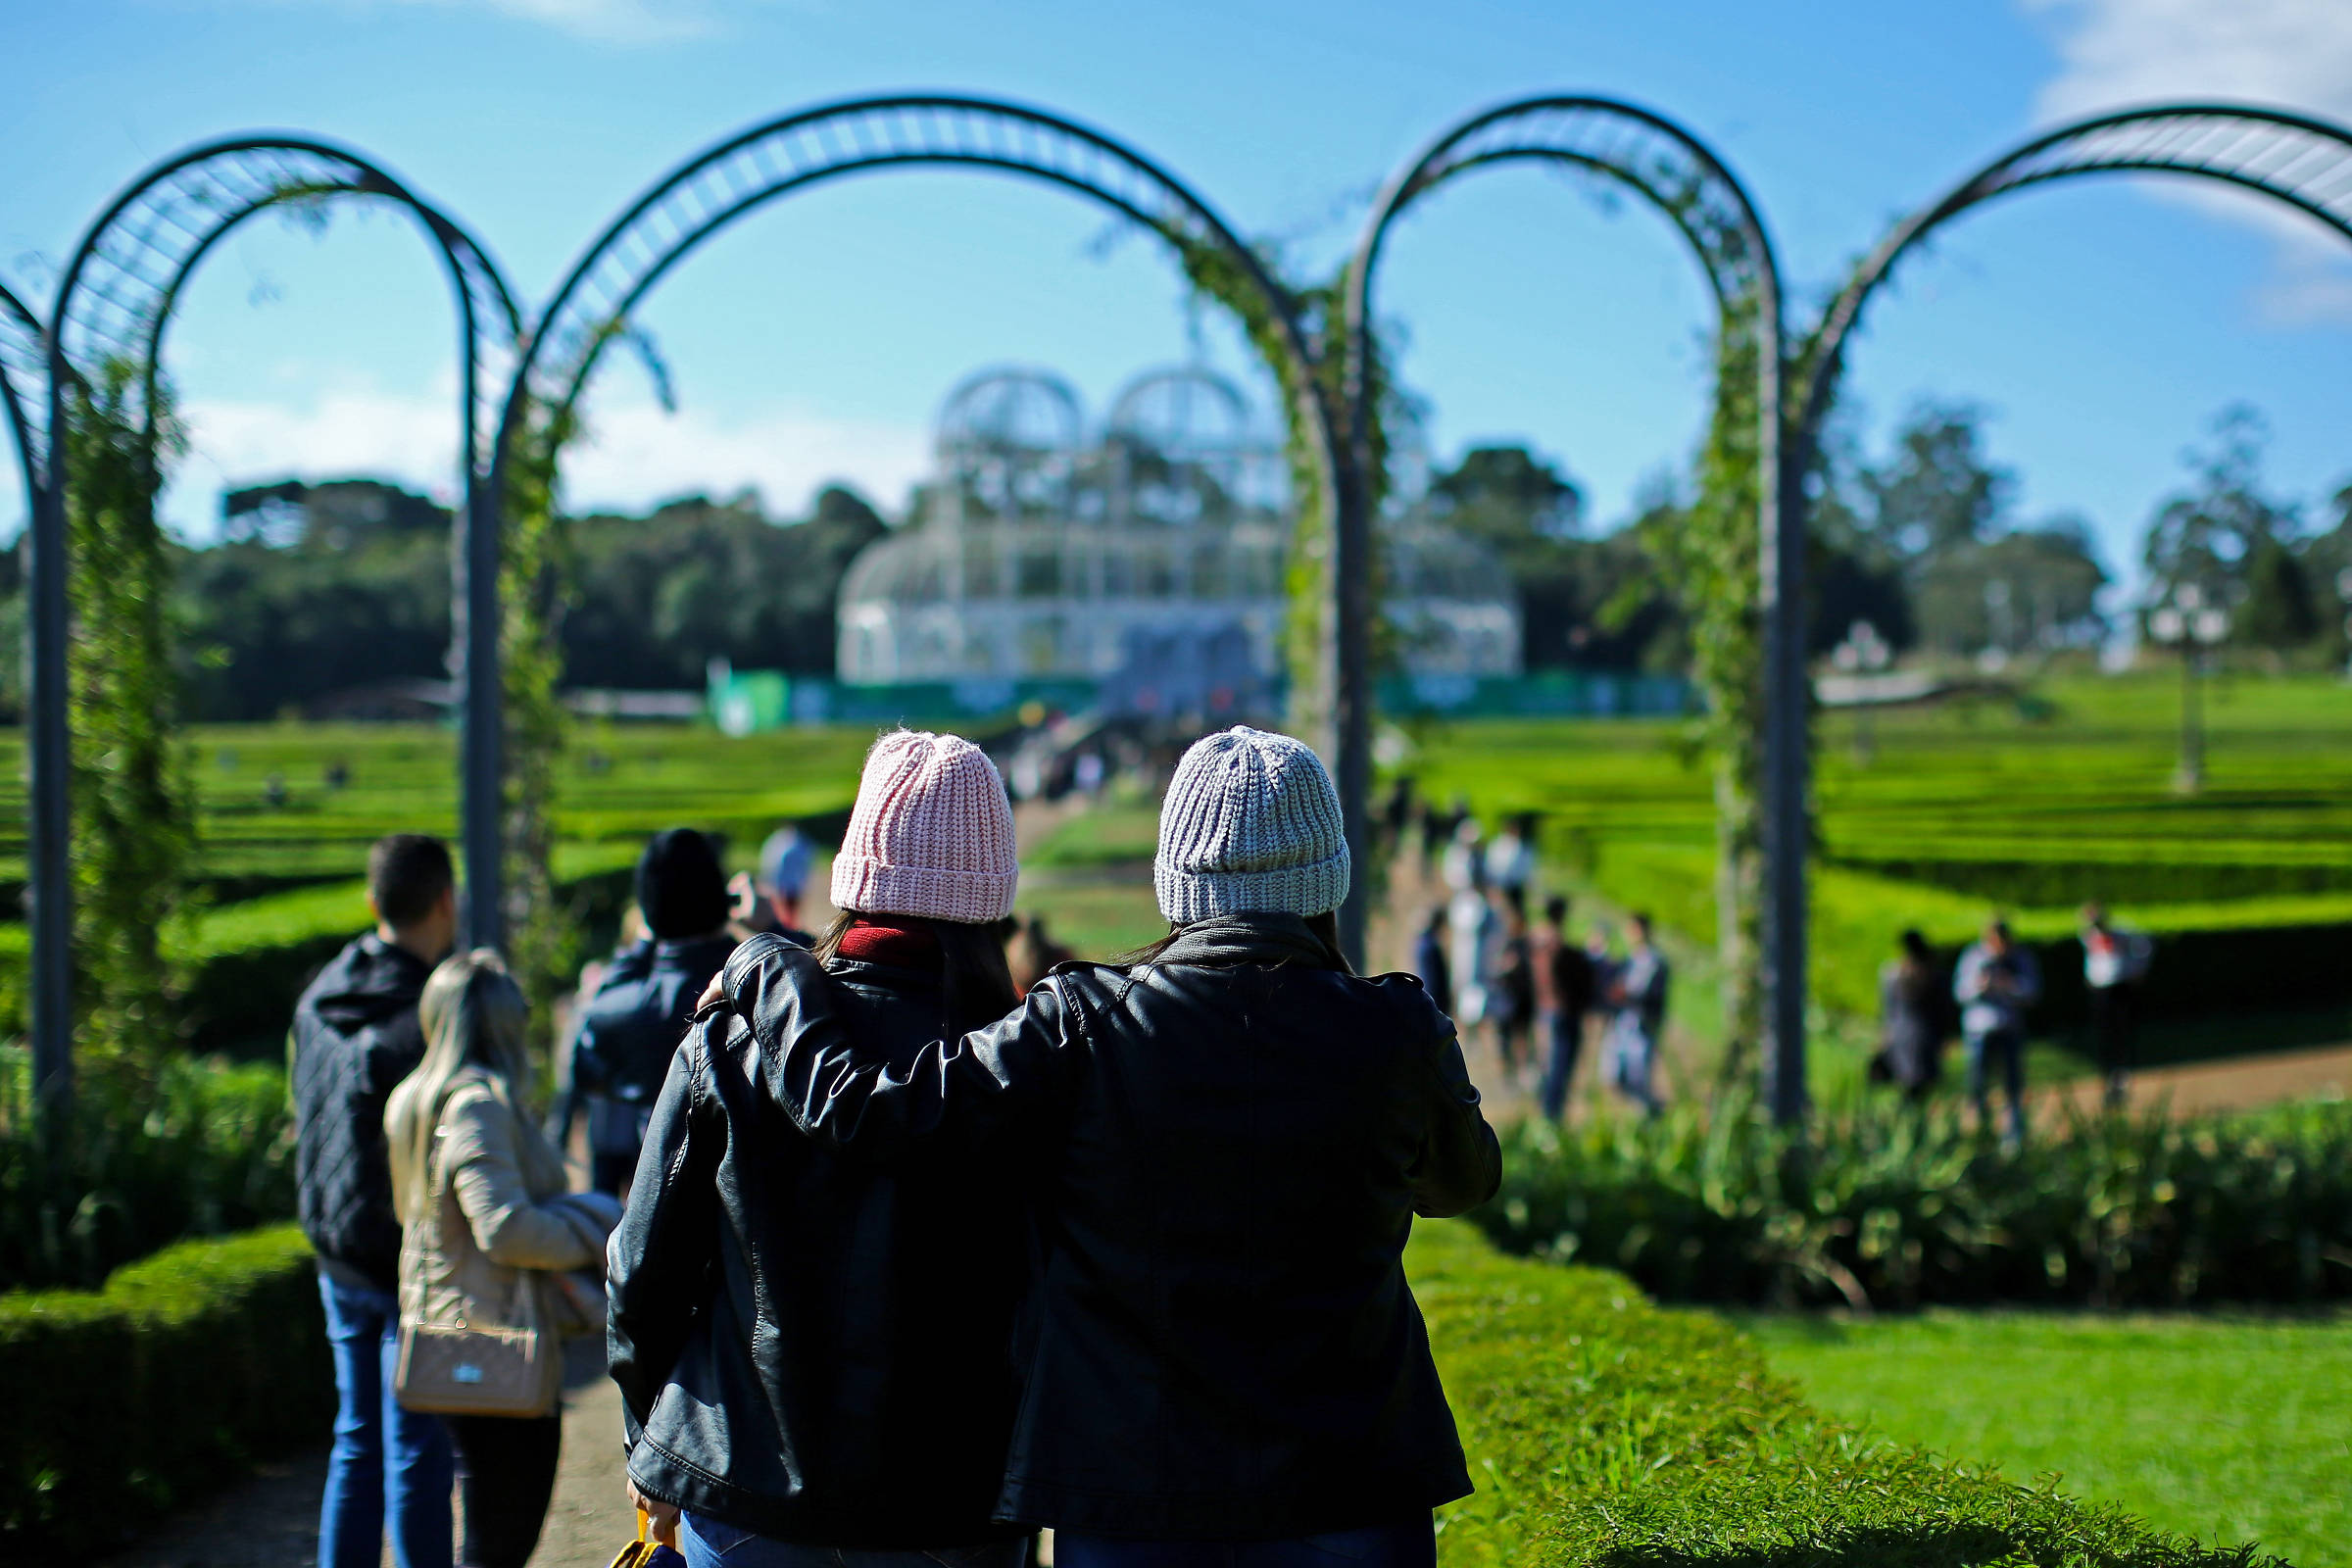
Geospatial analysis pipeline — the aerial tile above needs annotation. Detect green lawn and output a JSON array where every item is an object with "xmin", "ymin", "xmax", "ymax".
[{"xmin": 1739, "ymin": 1307, "xmax": 2352, "ymax": 1567}]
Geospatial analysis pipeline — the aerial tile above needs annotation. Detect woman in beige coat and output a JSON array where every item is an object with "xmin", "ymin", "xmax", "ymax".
[{"xmin": 387, "ymin": 951, "xmax": 620, "ymax": 1568}]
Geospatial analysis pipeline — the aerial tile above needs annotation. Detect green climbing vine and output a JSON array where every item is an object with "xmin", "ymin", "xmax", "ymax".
[
  {"xmin": 497, "ymin": 398, "xmax": 579, "ymax": 1054},
  {"xmin": 62, "ymin": 359, "xmax": 200, "ymax": 1085},
  {"xmin": 1637, "ymin": 295, "xmax": 1772, "ymax": 1079}
]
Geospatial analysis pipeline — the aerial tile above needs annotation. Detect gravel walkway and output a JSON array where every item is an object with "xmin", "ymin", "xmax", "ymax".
[{"xmin": 92, "ymin": 1380, "xmax": 635, "ymax": 1568}]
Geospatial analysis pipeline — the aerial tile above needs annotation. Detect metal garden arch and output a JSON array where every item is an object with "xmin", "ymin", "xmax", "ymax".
[
  {"xmin": 482, "ymin": 93, "xmax": 1350, "ymax": 950},
  {"xmin": 1794, "ymin": 103, "xmax": 2352, "ymax": 543},
  {"xmin": 1342, "ymin": 96, "xmax": 1810, "ymax": 1119},
  {"xmin": 25, "ymin": 136, "xmax": 522, "ymax": 1103},
  {"xmin": 0, "ymin": 283, "xmax": 41, "ymax": 539}
]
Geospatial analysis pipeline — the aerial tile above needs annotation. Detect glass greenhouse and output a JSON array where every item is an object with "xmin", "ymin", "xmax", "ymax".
[{"xmin": 836, "ymin": 366, "xmax": 1520, "ymax": 691}]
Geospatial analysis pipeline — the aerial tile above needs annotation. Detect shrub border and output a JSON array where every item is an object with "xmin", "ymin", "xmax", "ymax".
[{"xmin": 0, "ymin": 1223, "xmax": 331, "ymax": 1554}]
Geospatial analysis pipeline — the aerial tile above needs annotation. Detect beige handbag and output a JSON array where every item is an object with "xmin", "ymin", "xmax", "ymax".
[
  {"xmin": 394, "ymin": 1312, "xmax": 553, "ymax": 1417},
  {"xmin": 393, "ymin": 1133, "xmax": 559, "ymax": 1418}
]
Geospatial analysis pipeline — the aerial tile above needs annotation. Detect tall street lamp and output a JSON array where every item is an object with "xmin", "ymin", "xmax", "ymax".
[
  {"xmin": 1830, "ymin": 617, "xmax": 1893, "ymax": 765},
  {"xmin": 2147, "ymin": 582, "xmax": 2230, "ymax": 794}
]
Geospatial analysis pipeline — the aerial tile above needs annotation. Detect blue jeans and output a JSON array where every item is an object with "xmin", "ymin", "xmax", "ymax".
[
  {"xmin": 681, "ymin": 1513, "xmax": 1028, "ymax": 1568},
  {"xmin": 1056, "ymin": 1519, "xmax": 1435, "ymax": 1567},
  {"xmin": 1537, "ymin": 1006, "xmax": 1584, "ymax": 1121},
  {"xmin": 1968, "ymin": 1027, "xmax": 2027, "ymax": 1142},
  {"xmin": 318, "ymin": 1269, "xmax": 455, "ymax": 1568}
]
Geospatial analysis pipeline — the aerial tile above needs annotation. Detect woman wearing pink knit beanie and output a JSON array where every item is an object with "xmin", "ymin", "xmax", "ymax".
[
  {"xmin": 704, "ymin": 725, "xmax": 1499, "ymax": 1568},
  {"xmin": 609, "ymin": 730, "xmax": 1035, "ymax": 1568}
]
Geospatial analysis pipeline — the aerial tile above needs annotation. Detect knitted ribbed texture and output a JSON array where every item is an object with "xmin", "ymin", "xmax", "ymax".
[
  {"xmin": 1154, "ymin": 726, "xmax": 1350, "ymax": 923},
  {"xmin": 830, "ymin": 730, "xmax": 1019, "ymax": 923}
]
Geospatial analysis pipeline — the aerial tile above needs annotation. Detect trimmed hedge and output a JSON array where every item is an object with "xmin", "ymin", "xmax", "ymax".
[
  {"xmin": 1475, "ymin": 1100, "xmax": 2352, "ymax": 1312},
  {"xmin": 0, "ymin": 1224, "xmax": 331, "ymax": 1555},
  {"xmin": 0, "ymin": 847, "xmax": 645, "ymax": 1052},
  {"xmin": 1409, "ymin": 1220, "xmax": 2277, "ymax": 1565},
  {"xmin": 0, "ymin": 1053, "xmax": 294, "ymax": 1291}
]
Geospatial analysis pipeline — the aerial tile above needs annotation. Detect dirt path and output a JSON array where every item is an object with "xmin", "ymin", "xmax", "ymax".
[
  {"xmin": 2038, "ymin": 1040, "xmax": 2352, "ymax": 1118},
  {"xmin": 92, "ymin": 1379, "xmax": 635, "ymax": 1568}
]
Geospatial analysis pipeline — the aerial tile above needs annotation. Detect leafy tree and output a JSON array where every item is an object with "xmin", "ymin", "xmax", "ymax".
[
  {"xmin": 1860, "ymin": 400, "xmax": 2012, "ymax": 562},
  {"xmin": 1800, "ymin": 417, "xmax": 1912, "ymax": 656},
  {"xmin": 1912, "ymin": 519, "xmax": 2108, "ymax": 657},
  {"xmin": 1428, "ymin": 445, "xmax": 1583, "ymax": 545},
  {"xmin": 1422, "ymin": 446, "xmax": 1686, "ymax": 671},
  {"xmin": 2142, "ymin": 404, "xmax": 2302, "ymax": 620},
  {"xmin": 2238, "ymin": 537, "xmax": 2319, "ymax": 651}
]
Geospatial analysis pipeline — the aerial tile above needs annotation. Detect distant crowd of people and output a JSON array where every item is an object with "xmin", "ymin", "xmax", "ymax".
[
  {"xmin": 1383, "ymin": 781, "xmax": 2158, "ymax": 1138},
  {"xmin": 1876, "ymin": 904, "xmax": 2153, "ymax": 1143},
  {"xmin": 1400, "ymin": 800, "xmax": 1671, "ymax": 1119}
]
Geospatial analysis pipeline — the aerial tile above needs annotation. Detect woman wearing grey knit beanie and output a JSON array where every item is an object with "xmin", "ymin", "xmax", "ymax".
[{"xmin": 708, "ymin": 725, "xmax": 1500, "ymax": 1568}]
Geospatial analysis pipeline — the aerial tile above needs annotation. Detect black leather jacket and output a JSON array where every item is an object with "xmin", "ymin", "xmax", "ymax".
[
  {"xmin": 290, "ymin": 933, "xmax": 432, "ymax": 1290},
  {"xmin": 607, "ymin": 954, "xmax": 1032, "ymax": 1549},
  {"xmin": 700, "ymin": 913, "xmax": 1501, "ymax": 1541}
]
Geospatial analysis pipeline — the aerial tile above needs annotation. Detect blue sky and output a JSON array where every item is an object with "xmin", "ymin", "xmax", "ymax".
[{"xmin": 2, "ymin": 0, "xmax": 2349, "ymax": 600}]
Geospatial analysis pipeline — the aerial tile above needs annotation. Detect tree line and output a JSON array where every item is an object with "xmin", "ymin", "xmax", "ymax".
[
  {"xmin": 1432, "ymin": 400, "xmax": 2352, "ymax": 673},
  {"xmin": 1, "ymin": 395, "xmax": 2342, "ymax": 723},
  {"xmin": 0, "ymin": 480, "xmax": 889, "ymax": 722}
]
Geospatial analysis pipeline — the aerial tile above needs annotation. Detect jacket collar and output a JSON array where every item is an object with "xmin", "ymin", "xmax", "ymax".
[{"xmin": 1153, "ymin": 912, "xmax": 1343, "ymax": 970}]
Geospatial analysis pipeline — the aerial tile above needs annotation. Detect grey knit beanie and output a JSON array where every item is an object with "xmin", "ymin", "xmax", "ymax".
[{"xmin": 1154, "ymin": 726, "xmax": 1350, "ymax": 923}]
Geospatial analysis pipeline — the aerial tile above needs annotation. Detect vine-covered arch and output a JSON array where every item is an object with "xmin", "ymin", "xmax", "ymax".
[
  {"xmin": 1343, "ymin": 95, "xmax": 1810, "ymax": 1118},
  {"xmin": 484, "ymin": 93, "xmax": 1344, "ymax": 948},
  {"xmin": 1, "ymin": 281, "xmax": 42, "ymax": 514},
  {"xmin": 1794, "ymin": 104, "xmax": 2352, "ymax": 477},
  {"xmin": 26, "ymin": 136, "xmax": 521, "ymax": 1102}
]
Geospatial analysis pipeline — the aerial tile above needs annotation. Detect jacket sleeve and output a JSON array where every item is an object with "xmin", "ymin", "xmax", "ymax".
[
  {"xmin": 441, "ymin": 1090, "xmax": 609, "ymax": 1271},
  {"xmin": 1407, "ymin": 1018, "xmax": 1501, "ymax": 1219},
  {"xmin": 720, "ymin": 931, "xmax": 1079, "ymax": 1153},
  {"xmin": 606, "ymin": 1036, "xmax": 717, "ymax": 1447}
]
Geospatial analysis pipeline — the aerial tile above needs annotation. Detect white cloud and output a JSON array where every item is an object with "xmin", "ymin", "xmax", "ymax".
[
  {"xmin": 559, "ymin": 393, "xmax": 929, "ymax": 517},
  {"xmin": 2025, "ymin": 0, "xmax": 2352, "ymax": 323},
  {"xmin": 2029, "ymin": 0, "xmax": 2352, "ymax": 122},
  {"xmin": 165, "ymin": 382, "xmax": 926, "ymax": 539}
]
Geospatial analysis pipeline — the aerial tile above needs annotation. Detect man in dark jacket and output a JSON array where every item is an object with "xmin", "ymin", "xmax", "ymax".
[
  {"xmin": 556, "ymin": 828, "xmax": 736, "ymax": 1196},
  {"xmin": 290, "ymin": 834, "xmax": 457, "ymax": 1568}
]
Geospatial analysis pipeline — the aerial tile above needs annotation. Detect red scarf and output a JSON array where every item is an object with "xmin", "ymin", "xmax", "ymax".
[{"xmin": 834, "ymin": 914, "xmax": 939, "ymax": 968}]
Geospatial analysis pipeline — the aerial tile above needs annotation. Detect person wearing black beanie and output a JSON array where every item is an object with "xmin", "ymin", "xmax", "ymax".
[
  {"xmin": 636, "ymin": 828, "xmax": 731, "ymax": 941},
  {"xmin": 554, "ymin": 828, "xmax": 738, "ymax": 1195}
]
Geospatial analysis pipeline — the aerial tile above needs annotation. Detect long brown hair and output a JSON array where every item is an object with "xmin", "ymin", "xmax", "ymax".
[
  {"xmin": 816, "ymin": 910, "xmax": 1022, "ymax": 1031},
  {"xmin": 1116, "ymin": 909, "xmax": 1353, "ymax": 974}
]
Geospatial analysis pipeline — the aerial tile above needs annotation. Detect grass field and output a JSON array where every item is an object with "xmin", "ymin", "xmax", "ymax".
[
  {"xmin": 1740, "ymin": 1306, "xmax": 2352, "ymax": 1567},
  {"xmin": 0, "ymin": 721, "xmax": 879, "ymax": 890},
  {"xmin": 0, "ymin": 671, "xmax": 2343, "ymax": 1071}
]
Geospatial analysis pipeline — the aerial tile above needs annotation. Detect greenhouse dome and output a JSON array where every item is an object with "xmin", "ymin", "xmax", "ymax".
[{"xmin": 836, "ymin": 365, "xmax": 1520, "ymax": 686}]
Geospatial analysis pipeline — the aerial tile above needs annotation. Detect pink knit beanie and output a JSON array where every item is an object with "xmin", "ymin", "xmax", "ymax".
[{"xmin": 830, "ymin": 730, "xmax": 1019, "ymax": 923}]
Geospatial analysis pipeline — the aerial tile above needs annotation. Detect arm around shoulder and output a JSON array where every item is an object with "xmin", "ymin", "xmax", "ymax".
[{"xmin": 723, "ymin": 931, "xmax": 1079, "ymax": 1152}]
